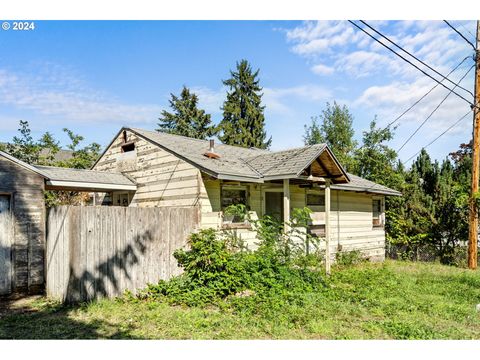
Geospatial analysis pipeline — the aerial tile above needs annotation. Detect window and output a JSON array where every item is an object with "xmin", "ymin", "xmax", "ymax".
[
  {"xmin": 372, "ymin": 199, "xmax": 383, "ymax": 227},
  {"xmin": 221, "ymin": 186, "xmax": 248, "ymax": 223},
  {"xmin": 306, "ymin": 192, "xmax": 325, "ymax": 206},
  {"xmin": 121, "ymin": 142, "xmax": 135, "ymax": 153}
]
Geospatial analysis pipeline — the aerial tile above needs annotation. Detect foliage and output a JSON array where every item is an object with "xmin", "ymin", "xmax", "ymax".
[
  {"xmin": 223, "ymin": 203, "xmax": 248, "ymax": 223},
  {"xmin": 0, "ymin": 120, "xmax": 43, "ymax": 164},
  {"xmin": 335, "ymin": 249, "xmax": 365, "ymax": 266},
  {"xmin": 157, "ymin": 86, "xmax": 216, "ymax": 139},
  {"xmin": 353, "ymin": 118, "xmax": 402, "ymax": 190},
  {"xmin": 6, "ymin": 262, "xmax": 478, "ymax": 339},
  {"xmin": 303, "ymin": 102, "xmax": 357, "ymax": 171},
  {"xmin": 218, "ymin": 59, "xmax": 271, "ymax": 149},
  {"xmin": 141, "ymin": 210, "xmax": 327, "ymax": 307},
  {"xmin": 2, "ymin": 120, "xmax": 101, "ymax": 207}
]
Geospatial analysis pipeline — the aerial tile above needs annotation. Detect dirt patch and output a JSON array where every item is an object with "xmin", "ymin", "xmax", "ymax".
[{"xmin": 0, "ymin": 295, "xmax": 43, "ymax": 318}]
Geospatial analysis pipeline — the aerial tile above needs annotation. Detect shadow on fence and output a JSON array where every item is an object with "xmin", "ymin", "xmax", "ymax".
[{"xmin": 66, "ymin": 230, "xmax": 153, "ymax": 303}]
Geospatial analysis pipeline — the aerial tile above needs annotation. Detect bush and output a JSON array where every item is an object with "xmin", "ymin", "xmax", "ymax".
[
  {"xmin": 141, "ymin": 223, "xmax": 326, "ymax": 307},
  {"xmin": 335, "ymin": 249, "xmax": 365, "ymax": 266}
]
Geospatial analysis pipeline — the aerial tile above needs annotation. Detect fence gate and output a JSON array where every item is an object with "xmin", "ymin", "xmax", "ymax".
[{"xmin": 0, "ymin": 195, "xmax": 13, "ymax": 295}]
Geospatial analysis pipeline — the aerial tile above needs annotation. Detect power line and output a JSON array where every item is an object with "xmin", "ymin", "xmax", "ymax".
[
  {"xmin": 404, "ymin": 110, "xmax": 473, "ymax": 164},
  {"xmin": 457, "ymin": 21, "xmax": 476, "ymax": 43},
  {"xmin": 359, "ymin": 20, "xmax": 474, "ymax": 98},
  {"xmin": 444, "ymin": 20, "xmax": 476, "ymax": 50},
  {"xmin": 385, "ymin": 56, "xmax": 471, "ymax": 129},
  {"xmin": 397, "ymin": 64, "xmax": 475, "ymax": 153},
  {"xmin": 348, "ymin": 20, "xmax": 475, "ymax": 108}
]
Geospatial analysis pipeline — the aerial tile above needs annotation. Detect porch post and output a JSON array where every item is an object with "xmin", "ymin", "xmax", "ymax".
[
  {"xmin": 283, "ymin": 178, "xmax": 290, "ymax": 233},
  {"xmin": 325, "ymin": 179, "xmax": 331, "ymax": 275}
]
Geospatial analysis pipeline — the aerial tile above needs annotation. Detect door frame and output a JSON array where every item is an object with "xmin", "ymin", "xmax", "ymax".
[
  {"xmin": 262, "ymin": 188, "xmax": 284, "ymax": 220},
  {"xmin": 0, "ymin": 192, "xmax": 13, "ymax": 296}
]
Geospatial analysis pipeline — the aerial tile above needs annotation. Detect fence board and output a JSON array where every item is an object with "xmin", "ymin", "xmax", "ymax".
[{"xmin": 46, "ymin": 206, "xmax": 198, "ymax": 302}]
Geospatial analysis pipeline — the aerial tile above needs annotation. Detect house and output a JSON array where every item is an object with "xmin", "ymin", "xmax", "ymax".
[
  {"xmin": 1, "ymin": 126, "xmax": 400, "ymax": 296},
  {"xmin": 92, "ymin": 127, "xmax": 401, "ymax": 261}
]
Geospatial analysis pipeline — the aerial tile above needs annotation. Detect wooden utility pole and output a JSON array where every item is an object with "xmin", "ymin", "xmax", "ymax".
[{"xmin": 468, "ymin": 20, "xmax": 480, "ymax": 270}]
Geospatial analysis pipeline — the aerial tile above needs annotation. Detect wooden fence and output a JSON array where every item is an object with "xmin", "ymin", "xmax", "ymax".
[{"xmin": 46, "ymin": 206, "xmax": 199, "ymax": 302}]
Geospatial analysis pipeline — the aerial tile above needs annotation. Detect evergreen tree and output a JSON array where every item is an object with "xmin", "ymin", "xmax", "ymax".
[
  {"xmin": 303, "ymin": 102, "xmax": 357, "ymax": 170},
  {"xmin": 157, "ymin": 86, "xmax": 216, "ymax": 140},
  {"xmin": 218, "ymin": 60, "xmax": 271, "ymax": 149}
]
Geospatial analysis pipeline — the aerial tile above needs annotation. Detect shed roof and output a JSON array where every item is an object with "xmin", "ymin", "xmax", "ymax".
[{"xmin": 36, "ymin": 165, "xmax": 136, "ymax": 192}]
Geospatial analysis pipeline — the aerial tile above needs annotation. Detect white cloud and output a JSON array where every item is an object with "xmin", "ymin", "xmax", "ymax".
[
  {"xmin": 0, "ymin": 65, "xmax": 161, "ymax": 126},
  {"xmin": 311, "ymin": 63, "xmax": 334, "ymax": 75},
  {"xmin": 263, "ymin": 84, "xmax": 332, "ymax": 114},
  {"xmin": 284, "ymin": 20, "xmax": 475, "ymax": 80},
  {"xmin": 190, "ymin": 86, "xmax": 225, "ymax": 114}
]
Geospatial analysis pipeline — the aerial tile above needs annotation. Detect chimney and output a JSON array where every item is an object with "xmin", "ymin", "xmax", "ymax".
[{"xmin": 204, "ymin": 139, "xmax": 220, "ymax": 159}]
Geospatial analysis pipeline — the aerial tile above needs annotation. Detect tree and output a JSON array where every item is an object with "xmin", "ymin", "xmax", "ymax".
[
  {"xmin": 1, "ymin": 120, "xmax": 101, "ymax": 206},
  {"xmin": 354, "ymin": 117, "xmax": 402, "ymax": 189},
  {"xmin": 303, "ymin": 102, "xmax": 357, "ymax": 170},
  {"xmin": 1, "ymin": 120, "xmax": 42, "ymax": 164},
  {"xmin": 218, "ymin": 59, "xmax": 271, "ymax": 149},
  {"xmin": 157, "ymin": 86, "xmax": 216, "ymax": 140}
]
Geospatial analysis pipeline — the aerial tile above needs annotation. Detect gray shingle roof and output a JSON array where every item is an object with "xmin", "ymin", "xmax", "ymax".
[
  {"xmin": 334, "ymin": 174, "xmax": 402, "ymax": 196},
  {"xmin": 128, "ymin": 128, "xmax": 400, "ymax": 196},
  {"xmin": 245, "ymin": 144, "xmax": 327, "ymax": 177},
  {"xmin": 131, "ymin": 128, "xmax": 267, "ymax": 180},
  {"xmin": 35, "ymin": 165, "xmax": 135, "ymax": 186}
]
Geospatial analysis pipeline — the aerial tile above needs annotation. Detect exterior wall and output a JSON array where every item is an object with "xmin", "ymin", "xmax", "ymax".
[
  {"xmin": 200, "ymin": 176, "xmax": 386, "ymax": 261},
  {"xmin": 93, "ymin": 130, "xmax": 203, "ymax": 208},
  {"xmin": 0, "ymin": 156, "xmax": 46, "ymax": 294}
]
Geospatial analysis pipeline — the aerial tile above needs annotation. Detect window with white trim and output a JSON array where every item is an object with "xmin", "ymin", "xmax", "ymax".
[{"xmin": 372, "ymin": 198, "xmax": 383, "ymax": 228}]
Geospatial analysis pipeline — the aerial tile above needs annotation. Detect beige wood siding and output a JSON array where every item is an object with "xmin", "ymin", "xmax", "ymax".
[
  {"xmin": 93, "ymin": 130, "xmax": 203, "ymax": 208},
  {"xmin": 199, "ymin": 178, "xmax": 385, "ymax": 260}
]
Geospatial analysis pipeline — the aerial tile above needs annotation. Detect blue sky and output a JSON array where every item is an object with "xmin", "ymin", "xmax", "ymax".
[{"xmin": 0, "ymin": 20, "xmax": 476, "ymax": 165}]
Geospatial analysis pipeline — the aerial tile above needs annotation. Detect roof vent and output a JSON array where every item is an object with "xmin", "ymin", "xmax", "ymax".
[{"xmin": 204, "ymin": 139, "xmax": 221, "ymax": 159}]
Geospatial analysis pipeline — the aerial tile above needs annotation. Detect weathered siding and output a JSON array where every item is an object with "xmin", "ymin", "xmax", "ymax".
[
  {"xmin": 0, "ymin": 156, "xmax": 46, "ymax": 294},
  {"xmin": 199, "ymin": 177, "xmax": 386, "ymax": 261},
  {"xmin": 93, "ymin": 130, "xmax": 203, "ymax": 208}
]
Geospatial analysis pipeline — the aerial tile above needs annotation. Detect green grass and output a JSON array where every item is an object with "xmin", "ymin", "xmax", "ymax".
[{"xmin": 1, "ymin": 260, "xmax": 479, "ymax": 339}]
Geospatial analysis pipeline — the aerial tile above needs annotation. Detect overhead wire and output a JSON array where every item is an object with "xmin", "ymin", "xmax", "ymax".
[
  {"xmin": 348, "ymin": 20, "xmax": 476, "ymax": 108},
  {"xmin": 396, "ymin": 64, "xmax": 475, "ymax": 153}
]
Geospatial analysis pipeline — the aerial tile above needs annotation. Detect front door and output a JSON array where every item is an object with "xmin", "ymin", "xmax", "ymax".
[
  {"xmin": 0, "ymin": 195, "xmax": 12, "ymax": 295},
  {"xmin": 264, "ymin": 191, "xmax": 284, "ymax": 223}
]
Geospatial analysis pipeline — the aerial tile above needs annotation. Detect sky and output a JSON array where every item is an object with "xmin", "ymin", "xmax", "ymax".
[{"xmin": 0, "ymin": 20, "xmax": 477, "ymax": 165}]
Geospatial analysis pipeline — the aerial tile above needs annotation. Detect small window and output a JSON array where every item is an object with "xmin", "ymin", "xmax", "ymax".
[
  {"xmin": 307, "ymin": 192, "xmax": 325, "ymax": 206},
  {"xmin": 372, "ymin": 199, "xmax": 383, "ymax": 227},
  {"xmin": 0, "ymin": 194, "xmax": 11, "ymax": 214},
  {"xmin": 121, "ymin": 142, "xmax": 135, "ymax": 153},
  {"xmin": 221, "ymin": 187, "xmax": 247, "ymax": 209}
]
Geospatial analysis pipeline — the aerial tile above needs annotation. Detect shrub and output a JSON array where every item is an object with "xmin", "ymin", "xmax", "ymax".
[{"xmin": 335, "ymin": 249, "xmax": 365, "ymax": 266}]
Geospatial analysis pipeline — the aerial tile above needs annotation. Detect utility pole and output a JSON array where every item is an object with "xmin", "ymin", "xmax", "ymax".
[{"xmin": 468, "ymin": 20, "xmax": 480, "ymax": 270}]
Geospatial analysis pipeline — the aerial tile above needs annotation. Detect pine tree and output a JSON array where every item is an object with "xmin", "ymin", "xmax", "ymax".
[
  {"xmin": 218, "ymin": 60, "xmax": 271, "ymax": 149},
  {"xmin": 157, "ymin": 86, "xmax": 216, "ymax": 140}
]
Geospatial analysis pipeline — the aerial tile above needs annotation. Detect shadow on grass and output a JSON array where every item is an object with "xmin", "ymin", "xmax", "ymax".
[{"xmin": 0, "ymin": 296, "xmax": 139, "ymax": 339}]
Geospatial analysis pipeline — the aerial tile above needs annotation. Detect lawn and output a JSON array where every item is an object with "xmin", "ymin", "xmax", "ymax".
[{"xmin": 1, "ymin": 260, "xmax": 479, "ymax": 339}]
